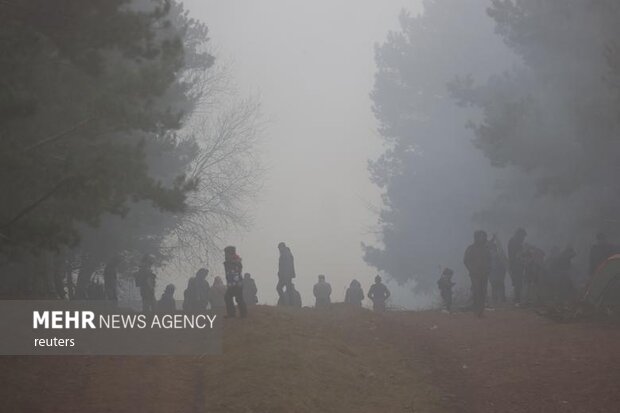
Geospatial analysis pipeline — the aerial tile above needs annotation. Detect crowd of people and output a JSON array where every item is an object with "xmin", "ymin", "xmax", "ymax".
[
  {"xmin": 438, "ymin": 229, "xmax": 618, "ymax": 317},
  {"xmin": 127, "ymin": 241, "xmax": 392, "ymax": 318},
  {"xmin": 112, "ymin": 230, "xmax": 617, "ymax": 319},
  {"xmin": 273, "ymin": 242, "xmax": 393, "ymax": 313}
]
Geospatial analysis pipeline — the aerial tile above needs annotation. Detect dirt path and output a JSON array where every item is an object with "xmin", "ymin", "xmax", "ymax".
[{"xmin": 0, "ymin": 306, "xmax": 618, "ymax": 412}]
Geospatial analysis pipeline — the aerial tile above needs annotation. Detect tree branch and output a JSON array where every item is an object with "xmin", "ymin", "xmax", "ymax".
[
  {"xmin": 22, "ymin": 118, "xmax": 92, "ymax": 152},
  {"xmin": 1, "ymin": 178, "xmax": 72, "ymax": 229}
]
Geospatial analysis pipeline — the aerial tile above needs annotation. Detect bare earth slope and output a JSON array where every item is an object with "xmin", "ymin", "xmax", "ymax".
[
  {"xmin": 383, "ymin": 309, "xmax": 620, "ymax": 413},
  {"xmin": 0, "ymin": 305, "xmax": 618, "ymax": 413}
]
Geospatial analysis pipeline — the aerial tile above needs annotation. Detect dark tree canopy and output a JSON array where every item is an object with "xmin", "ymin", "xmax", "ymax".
[
  {"xmin": 0, "ymin": 1, "xmax": 261, "ymax": 299},
  {"xmin": 450, "ymin": 0, "xmax": 620, "ymax": 235},
  {"xmin": 366, "ymin": 0, "xmax": 620, "ymax": 291},
  {"xmin": 365, "ymin": 0, "xmax": 514, "ymax": 290},
  {"xmin": 0, "ymin": 0, "xmax": 210, "ymax": 252}
]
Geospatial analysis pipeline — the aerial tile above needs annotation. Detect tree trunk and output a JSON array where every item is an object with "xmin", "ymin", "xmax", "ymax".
[{"xmin": 75, "ymin": 254, "xmax": 96, "ymax": 299}]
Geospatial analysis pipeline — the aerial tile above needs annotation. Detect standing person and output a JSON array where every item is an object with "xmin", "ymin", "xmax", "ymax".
[
  {"xmin": 157, "ymin": 284, "xmax": 176, "ymax": 313},
  {"xmin": 313, "ymin": 274, "xmax": 332, "ymax": 308},
  {"xmin": 548, "ymin": 246, "xmax": 577, "ymax": 306},
  {"xmin": 194, "ymin": 268, "xmax": 210, "ymax": 311},
  {"xmin": 276, "ymin": 242, "xmax": 296, "ymax": 305},
  {"xmin": 464, "ymin": 230, "xmax": 492, "ymax": 317},
  {"xmin": 223, "ymin": 246, "xmax": 247, "ymax": 318},
  {"xmin": 289, "ymin": 283, "xmax": 302, "ymax": 307},
  {"xmin": 183, "ymin": 277, "xmax": 197, "ymax": 312},
  {"xmin": 437, "ymin": 268, "xmax": 455, "ymax": 313},
  {"xmin": 507, "ymin": 228, "xmax": 527, "ymax": 306},
  {"xmin": 135, "ymin": 255, "xmax": 156, "ymax": 313},
  {"xmin": 103, "ymin": 255, "xmax": 120, "ymax": 303},
  {"xmin": 489, "ymin": 235, "xmax": 508, "ymax": 306},
  {"xmin": 589, "ymin": 233, "xmax": 616, "ymax": 276},
  {"xmin": 209, "ymin": 276, "xmax": 226, "ymax": 310},
  {"xmin": 183, "ymin": 268, "xmax": 210, "ymax": 313},
  {"xmin": 242, "ymin": 273, "xmax": 258, "ymax": 305},
  {"xmin": 521, "ymin": 245, "xmax": 545, "ymax": 306},
  {"xmin": 344, "ymin": 279, "xmax": 364, "ymax": 307},
  {"xmin": 87, "ymin": 278, "xmax": 105, "ymax": 299},
  {"xmin": 368, "ymin": 275, "xmax": 391, "ymax": 312}
]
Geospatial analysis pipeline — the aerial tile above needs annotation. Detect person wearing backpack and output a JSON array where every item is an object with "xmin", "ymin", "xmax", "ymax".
[{"xmin": 224, "ymin": 246, "xmax": 247, "ymax": 318}]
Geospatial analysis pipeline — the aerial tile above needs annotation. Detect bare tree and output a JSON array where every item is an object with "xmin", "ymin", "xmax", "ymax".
[{"xmin": 167, "ymin": 89, "xmax": 264, "ymax": 271}]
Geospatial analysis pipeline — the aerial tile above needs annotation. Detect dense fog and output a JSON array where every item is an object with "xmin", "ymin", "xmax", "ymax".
[
  {"xmin": 3, "ymin": 0, "xmax": 620, "ymax": 308},
  {"xmin": 3, "ymin": 2, "xmax": 620, "ymax": 412}
]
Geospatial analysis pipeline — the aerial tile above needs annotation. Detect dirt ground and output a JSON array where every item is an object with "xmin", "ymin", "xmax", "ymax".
[
  {"xmin": 382, "ymin": 308, "xmax": 620, "ymax": 413},
  {"xmin": 0, "ymin": 305, "xmax": 619, "ymax": 413}
]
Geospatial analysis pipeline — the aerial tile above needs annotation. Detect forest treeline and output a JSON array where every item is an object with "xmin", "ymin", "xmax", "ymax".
[
  {"xmin": 0, "ymin": 0, "xmax": 260, "ymax": 298},
  {"xmin": 365, "ymin": 0, "xmax": 620, "ymax": 290}
]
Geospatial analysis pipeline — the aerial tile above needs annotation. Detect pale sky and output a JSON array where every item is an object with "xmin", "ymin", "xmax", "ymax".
[{"xmin": 181, "ymin": 0, "xmax": 423, "ymax": 306}]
